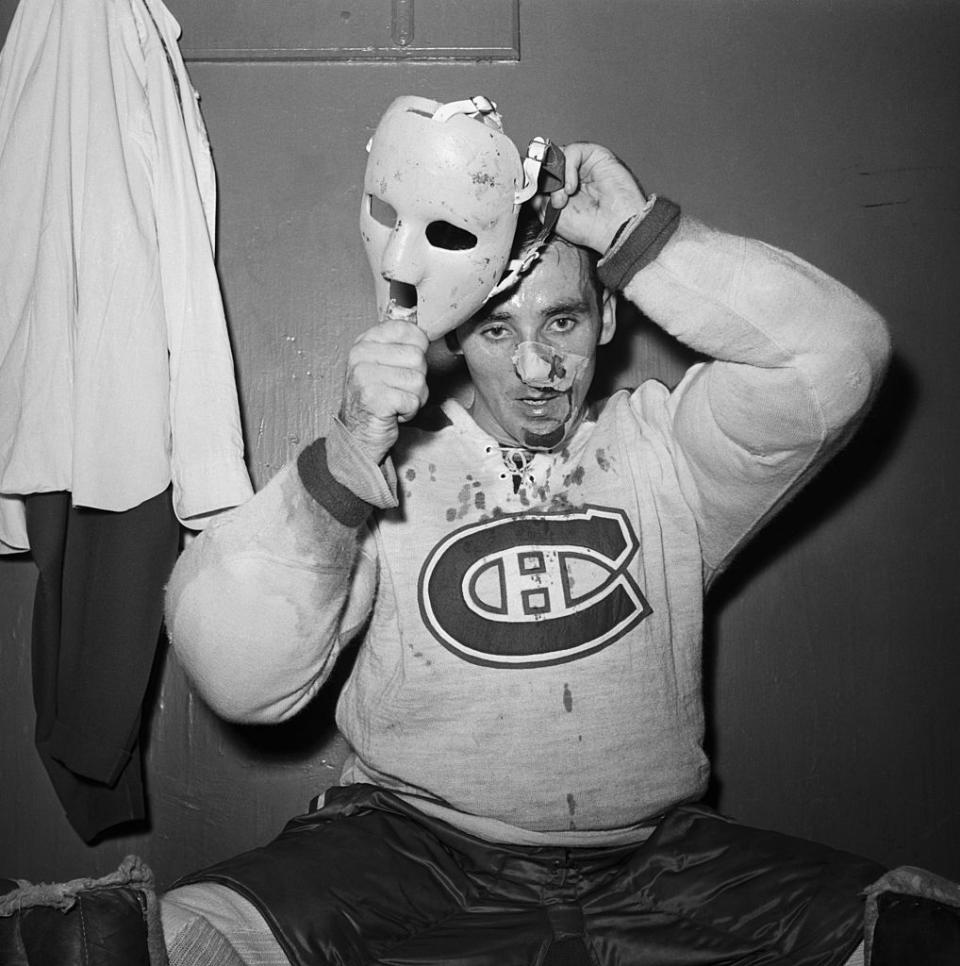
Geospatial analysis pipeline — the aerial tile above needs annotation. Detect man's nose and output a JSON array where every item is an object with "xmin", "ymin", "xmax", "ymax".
[
  {"xmin": 513, "ymin": 341, "xmax": 585, "ymax": 391},
  {"xmin": 380, "ymin": 222, "xmax": 425, "ymax": 286},
  {"xmin": 513, "ymin": 341, "xmax": 556, "ymax": 386}
]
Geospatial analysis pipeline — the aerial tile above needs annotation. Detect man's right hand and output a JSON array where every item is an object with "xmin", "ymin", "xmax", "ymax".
[{"xmin": 339, "ymin": 318, "xmax": 430, "ymax": 465}]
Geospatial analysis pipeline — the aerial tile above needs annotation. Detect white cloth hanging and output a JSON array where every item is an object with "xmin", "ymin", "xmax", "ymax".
[{"xmin": 0, "ymin": 0, "xmax": 253, "ymax": 552}]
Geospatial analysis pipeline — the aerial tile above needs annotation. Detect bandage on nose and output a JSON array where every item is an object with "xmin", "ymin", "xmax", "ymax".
[{"xmin": 511, "ymin": 341, "xmax": 589, "ymax": 391}]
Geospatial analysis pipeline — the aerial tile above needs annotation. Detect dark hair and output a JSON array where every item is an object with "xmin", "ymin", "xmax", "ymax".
[{"xmin": 511, "ymin": 203, "xmax": 603, "ymax": 311}]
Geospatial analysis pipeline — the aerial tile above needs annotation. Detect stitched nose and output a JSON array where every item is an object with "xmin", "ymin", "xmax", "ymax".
[
  {"xmin": 513, "ymin": 342, "xmax": 558, "ymax": 385},
  {"xmin": 512, "ymin": 341, "xmax": 589, "ymax": 391}
]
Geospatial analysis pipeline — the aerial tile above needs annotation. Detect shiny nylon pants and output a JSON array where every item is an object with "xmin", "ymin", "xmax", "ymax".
[{"xmin": 180, "ymin": 785, "xmax": 883, "ymax": 966}]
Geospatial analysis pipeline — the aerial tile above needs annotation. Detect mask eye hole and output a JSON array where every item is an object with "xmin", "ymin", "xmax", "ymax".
[
  {"xmin": 426, "ymin": 221, "xmax": 477, "ymax": 251},
  {"xmin": 368, "ymin": 195, "xmax": 397, "ymax": 228}
]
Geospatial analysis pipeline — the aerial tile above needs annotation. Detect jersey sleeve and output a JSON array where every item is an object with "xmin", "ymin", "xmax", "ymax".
[
  {"xmin": 164, "ymin": 423, "xmax": 394, "ymax": 723},
  {"xmin": 618, "ymin": 216, "xmax": 891, "ymax": 580}
]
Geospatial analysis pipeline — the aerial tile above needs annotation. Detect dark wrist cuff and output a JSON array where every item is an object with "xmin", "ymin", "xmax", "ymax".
[
  {"xmin": 297, "ymin": 438, "xmax": 372, "ymax": 528},
  {"xmin": 598, "ymin": 196, "xmax": 682, "ymax": 292}
]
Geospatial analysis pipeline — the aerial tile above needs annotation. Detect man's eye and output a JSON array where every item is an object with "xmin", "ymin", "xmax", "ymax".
[
  {"xmin": 481, "ymin": 325, "xmax": 510, "ymax": 340},
  {"xmin": 550, "ymin": 316, "xmax": 577, "ymax": 333}
]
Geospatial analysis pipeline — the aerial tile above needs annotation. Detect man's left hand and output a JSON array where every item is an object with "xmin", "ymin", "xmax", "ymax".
[{"xmin": 535, "ymin": 142, "xmax": 648, "ymax": 254}]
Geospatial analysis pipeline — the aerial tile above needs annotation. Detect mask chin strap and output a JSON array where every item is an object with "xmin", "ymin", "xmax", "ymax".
[
  {"xmin": 364, "ymin": 94, "xmax": 505, "ymax": 154},
  {"xmin": 431, "ymin": 94, "xmax": 503, "ymax": 129},
  {"xmin": 486, "ymin": 136, "xmax": 567, "ymax": 301}
]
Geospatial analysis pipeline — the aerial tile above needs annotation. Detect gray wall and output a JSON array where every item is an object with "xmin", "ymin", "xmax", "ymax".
[{"xmin": 1, "ymin": 0, "xmax": 959, "ymax": 889}]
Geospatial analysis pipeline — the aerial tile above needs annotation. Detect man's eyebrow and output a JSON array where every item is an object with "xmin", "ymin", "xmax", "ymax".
[
  {"xmin": 469, "ymin": 298, "xmax": 593, "ymax": 329},
  {"xmin": 476, "ymin": 309, "xmax": 513, "ymax": 323},
  {"xmin": 546, "ymin": 298, "xmax": 594, "ymax": 316}
]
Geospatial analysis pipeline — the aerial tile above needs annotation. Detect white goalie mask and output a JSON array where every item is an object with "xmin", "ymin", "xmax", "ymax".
[{"xmin": 360, "ymin": 95, "xmax": 546, "ymax": 340}]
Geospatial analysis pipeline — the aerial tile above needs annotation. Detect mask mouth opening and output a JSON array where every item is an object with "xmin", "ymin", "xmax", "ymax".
[{"xmin": 389, "ymin": 280, "xmax": 418, "ymax": 310}]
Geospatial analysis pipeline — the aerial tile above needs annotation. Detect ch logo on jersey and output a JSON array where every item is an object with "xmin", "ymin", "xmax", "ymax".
[{"xmin": 418, "ymin": 506, "xmax": 652, "ymax": 668}]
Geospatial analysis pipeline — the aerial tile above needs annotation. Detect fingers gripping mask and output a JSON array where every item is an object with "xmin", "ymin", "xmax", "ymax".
[{"xmin": 360, "ymin": 95, "xmax": 539, "ymax": 340}]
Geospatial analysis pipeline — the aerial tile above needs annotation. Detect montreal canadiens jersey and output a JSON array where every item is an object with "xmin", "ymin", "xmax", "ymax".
[{"xmin": 335, "ymin": 390, "xmax": 713, "ymax": 839}]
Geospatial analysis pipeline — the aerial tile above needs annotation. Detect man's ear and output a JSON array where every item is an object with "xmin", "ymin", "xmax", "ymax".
[{"xmin": 598, "ymin": 291, "xmax": 618, "ymax": 346}]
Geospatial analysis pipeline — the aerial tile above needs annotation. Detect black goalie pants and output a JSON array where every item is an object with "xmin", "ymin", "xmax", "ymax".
[{"xmin": 180, "ymin": 784, "xmax": 884, "ymax": 966}]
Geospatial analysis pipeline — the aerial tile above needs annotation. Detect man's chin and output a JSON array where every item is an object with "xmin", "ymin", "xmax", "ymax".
[
  {"xmin": 520, "ymin": 423, "xmax": 567, "ymax": 451},
  {"xmin": 494, "ymin": 415, "xmax": 567, "ymax": 452},
  {"xmin": 486, "ymin": 397, "xmax": 584, "ymax": 452},
  {"xmin": 507, "ymin": 396, "xmax": 577, "ymax": 451},
  {"xmin": 514, "ymin": 406, "xmax": 589, "ymax": 450}
]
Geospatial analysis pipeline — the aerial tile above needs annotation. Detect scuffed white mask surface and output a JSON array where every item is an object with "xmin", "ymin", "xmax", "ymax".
[{"xmin": 359, "ymin": 95, "xmax": 526, "ymax": 340}]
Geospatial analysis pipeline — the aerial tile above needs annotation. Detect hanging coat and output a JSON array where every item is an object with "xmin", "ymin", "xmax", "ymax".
[
  {"xmin": 0, "ymin": 0, "xmax": 253, "ymax": 548},
  {"xmin": 0, "ymin": 0, "xmax": 254, "ymax": 840}
]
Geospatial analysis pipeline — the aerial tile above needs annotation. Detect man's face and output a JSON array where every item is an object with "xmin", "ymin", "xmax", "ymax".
[{"xmin": 457, "ymin": 240, "xmax": 616, "ymax": 452}]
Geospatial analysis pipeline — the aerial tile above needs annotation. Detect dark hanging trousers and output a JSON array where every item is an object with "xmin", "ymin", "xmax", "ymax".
[{"xmin": 24, "ymin": 487, "xmax": 180, "ymax": 842}]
